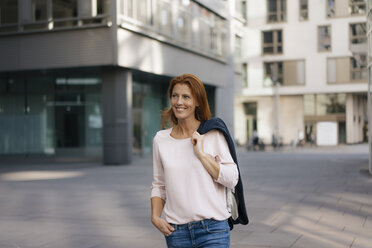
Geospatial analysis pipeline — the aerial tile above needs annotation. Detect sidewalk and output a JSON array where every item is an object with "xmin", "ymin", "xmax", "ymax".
[{"xmin": 0, "ymin": 145, "xmax": 371, "ymax": 248}]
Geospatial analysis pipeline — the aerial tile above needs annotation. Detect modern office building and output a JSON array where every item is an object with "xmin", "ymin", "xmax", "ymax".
[
  {"xmin": 0, "ymin": 0, "xmax": 241, "ymax": 164},
  {"xmin": 367, "ymin": 0, "xmax": 372, "ymax": 174},
  {"xmin": 235, "ymin": 0, "xmax": 368, "ymax": 146}
]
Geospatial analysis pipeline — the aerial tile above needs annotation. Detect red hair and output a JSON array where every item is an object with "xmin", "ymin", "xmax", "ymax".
[{"xmin": 162, "ymin": 74, "xmax": 211, "ymax": 128}]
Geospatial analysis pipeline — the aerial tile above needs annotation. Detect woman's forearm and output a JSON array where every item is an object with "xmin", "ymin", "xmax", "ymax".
[
  {"xmin": 197, "ymin": 152, "xmax": 220, "ymax": 180},
  {"xmin": 151, "ymin": 196, "xmax": 165, "ymax": 220}
]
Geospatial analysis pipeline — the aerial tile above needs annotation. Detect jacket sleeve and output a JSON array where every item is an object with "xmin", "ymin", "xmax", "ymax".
[
  {"xmin": 212, "ymin": 131, "xmax": 239, "ymax": 189},
  {"xmin": 151, "ymin": 136, "xmax": 166, "ymax": 201}
]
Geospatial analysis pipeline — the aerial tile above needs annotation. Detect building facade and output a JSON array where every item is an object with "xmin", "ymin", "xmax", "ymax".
[
  {"xmin": 367, "ymin": 0, "xmax": 372, "ymax": 174},
  {"xmin": 235, "ymin": 0, "xmax": 368, "ymax": 146},
  {"xmin": 0, "ymin": 0, "xmax": 240, "ymax": 164}
]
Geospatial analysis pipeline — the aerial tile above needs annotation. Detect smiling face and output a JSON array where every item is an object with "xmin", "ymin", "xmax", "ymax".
[{"xmin": 171, "ymin": 83, "xmax": 198, "ymax": 122}]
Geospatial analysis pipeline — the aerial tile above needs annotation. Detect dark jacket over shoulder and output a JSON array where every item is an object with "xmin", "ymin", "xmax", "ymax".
[{"xmin": 198, "ymin": 117, "xmax": 249, "ymax": 230}]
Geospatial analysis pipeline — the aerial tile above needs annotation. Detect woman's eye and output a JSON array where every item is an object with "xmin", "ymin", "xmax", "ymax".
[
  {"xmin": 172, "ymin": 94, "xmax": 177, "ymax": 98},
  {"xmin": 184, "ymin": 96, "xmax": 190, "ymax": 99}
]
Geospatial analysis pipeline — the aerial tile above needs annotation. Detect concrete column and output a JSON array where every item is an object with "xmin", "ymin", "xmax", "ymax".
[
  {"xmin": 102, "ymin": 67, "xmax": 132, "ymax": 165},
  {"xmin": 346, "ymin": 93, "xmax": 354, "ymax": 144},
  {"xmin": 78, "ymin": 0, "xmax": 97, "ymax": 18}
]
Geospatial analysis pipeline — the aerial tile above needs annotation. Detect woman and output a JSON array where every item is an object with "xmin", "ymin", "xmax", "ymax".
[{"xmin": 151, "ymin": 74, "xmax": 239, "ymax": 248}]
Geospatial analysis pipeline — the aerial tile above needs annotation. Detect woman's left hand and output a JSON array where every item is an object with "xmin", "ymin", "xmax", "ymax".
[{"xmin": 191, "ymin": 131, "xmax": 205, "ymax": 159}]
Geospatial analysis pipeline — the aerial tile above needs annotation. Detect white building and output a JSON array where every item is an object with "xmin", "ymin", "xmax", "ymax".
[
  {"xmin": 235, "ymin": 0, "xmax": 368, "ymax": 146},
  {"xmin": 0, "ymin": 0, "xmax": 240, "ymax": 164}
]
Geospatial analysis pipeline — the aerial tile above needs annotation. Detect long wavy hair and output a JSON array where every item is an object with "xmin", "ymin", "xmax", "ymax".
[{"xmin": 162, "ymin": 74, "xmax": 211, "ymax": 128}]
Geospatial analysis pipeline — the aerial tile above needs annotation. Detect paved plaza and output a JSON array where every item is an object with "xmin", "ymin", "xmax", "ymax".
[{"xmin": 0, "ymin": 144, "xmax": 371, "ymax": 248}]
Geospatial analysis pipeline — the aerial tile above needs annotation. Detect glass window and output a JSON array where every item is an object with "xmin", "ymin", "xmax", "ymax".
[
  {"xmin": 264, "ymin": 62, "xmax": 283, "ymax": 86},
  {"xmin": 267, "ymin": 0, "xmax": 286, "ymax": 23},
  {"xmin": 0, "ymin": 74, "xmax": 8, "ymax": 93},
  {"xmin": 216, "ymin": 17, "xmax": 227, "ymax": 57},
  {"xmin": 350, "ymin": 23, "xmax": 367, "ymax": 45},
  {"xmin": 327, "ymin": 0, "xmax": 335, "ymax": 17},
  {"xmin": 299, "ymin": 0, "xmax": 308, "ymax": 21},
  {"xmin": 97, "ymin": 0, "xmax": 109, "ymax": 15},
  {"xmin": 351, "ymin": 54, "xmax": 368, "ymax": 81},
  {"xmin": 33, "ymin": 0, "xmax": 48, "ymax": 21},
  {"xmin": 235, "ymin": 35, "xmax": 242, "ymax": 61},
  {"xmin": 235, "ymin": 0, "xmax": 247, "ymax": 20},
  {"xmin": 242, "ymin": 63, "xmax": 248, "ymax": 88},
  {"xmin": 350, "ymin": 0, "xmax": 367, "ymax": 15},
  {"xmin": 316, "ymin": 94, "xmax": 346, "ymax": 115},
  {"xmin": 262, "ymin": 30, "xmax": 282, "ymax": 54},
  {"xmin": 318, "ymin": 25, "xmax": 331, "ymax": 51},
  {"xmin": 304, "ymin": 94, "xmax": 315, "ymax": 115},
  {"xmin": 53, "ymin": 0, "xmax": 77, "ymax": 19},
  {"xmin": 155, "ymin": 0, "xmax": 172, "ymax": 36},
  {"xmin": 27, "ymin": 72, "xmax": 54, "ymax": 93},
  {"xmin": 52, "ymin": 0, "xmax": 77, "ymax": 27},
  {"xmin": 136, "ymin": 0, "xmax": 151, "ymax": 25},
  {"xmin": 243, "ymin": 102, "xmax": 257, "ymax": 115},
  {"xmin": 0, "ymin": 0, "xmax": 18, "ymax": 24},
  {"xmin": 177, "ymin": 10, "xmax": 191, "ymax": 44}
]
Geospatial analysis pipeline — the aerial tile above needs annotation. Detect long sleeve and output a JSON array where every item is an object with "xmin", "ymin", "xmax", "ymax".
[
  {"xmin": 211, "ymin": 131, "xmax": 239, "ymax": 189},
  {"xmin": 151, "ymin": 136, "xmax": 166, "ymax": 201}
]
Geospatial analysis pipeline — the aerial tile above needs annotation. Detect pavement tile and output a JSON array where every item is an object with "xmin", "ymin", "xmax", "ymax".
[
  {"xmin": 317, "ymin": 212, "xmax": 366, "ymax": 229},
  {"xmin": 363, "ymin": 216, "xmax": 372, "ymax": 229},
  {"xmin": 292, "ymin": 234, "xmax": 352, "ymax": 248},
  {"xmin": 351, "ymin": 236, "xmax": 372, "ymax": 248},
  {"xmin": 236, "ymin": 231, "xmax": 300, "ymax": 247}
]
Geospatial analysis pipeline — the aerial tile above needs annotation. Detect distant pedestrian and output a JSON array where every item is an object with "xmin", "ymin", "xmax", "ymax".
[
  {"xmin": 298, "ymin": 130, "xmax": 304, "ymax": 147},
  {"xmin": 252, "ymin": 130, "xmax": 259, "ymax": 150},
  {"xmin": 150, "ymin": 74, "xmax": 248, "ymax": 248}
]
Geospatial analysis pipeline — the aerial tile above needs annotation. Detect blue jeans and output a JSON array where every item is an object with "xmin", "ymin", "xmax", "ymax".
[{"xmin": 165, "ymin": 219, "xmax": 230, "ymax": 248}]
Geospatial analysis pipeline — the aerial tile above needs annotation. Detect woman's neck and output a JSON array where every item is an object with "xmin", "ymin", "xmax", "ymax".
[{"xmin": 173, "ymin": 118, "xmax": 201, "ymax": 138}]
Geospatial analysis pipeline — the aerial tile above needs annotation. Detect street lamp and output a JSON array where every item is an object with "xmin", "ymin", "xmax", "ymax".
[{"xmin": 270, "ymin": 64, "xmax": 280, "ymax": 148}]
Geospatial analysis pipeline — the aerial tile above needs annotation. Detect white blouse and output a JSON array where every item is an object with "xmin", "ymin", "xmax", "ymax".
[{"xmin": 151, "ymin": 128, "xmax": 239, "ymax": 225}]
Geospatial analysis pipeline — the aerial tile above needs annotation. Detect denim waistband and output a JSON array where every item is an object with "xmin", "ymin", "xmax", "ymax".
[{"xmin": 170, "ymin": 219, "xmax": 225, "ymax": 231}]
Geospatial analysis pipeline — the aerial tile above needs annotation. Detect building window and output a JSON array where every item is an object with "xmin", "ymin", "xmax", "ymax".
[
  {"xmin": 177, "ymin": 10, "xmax": 191, "ymax": 44},
  {"xmin": 316, "ymin": 94, "xmax": 346, "ymax": 115},
  {"xmin": 235, "ymin": 35, "xmax": 242, "ymax": 62},
  {"xmin": 264, "ymin": 60, "xmax": 305, "ymax": 86},
  {"xmin": 264, "ymin": 62, "xmax": 283, "ymax": 86},
  {"xmin": 0, "ymin": 0, "xmax": 18, "ymax": 24},
  {"xmin": 53, "ymin": 0, "xmax": 77, "ymax": 19},
  {"xmin": 350, "ymin": 23, "xmax": 367, "ymax": 46},
  {"xmin": 327, "ymin": 0, "xmax": 366, "ymax": 17},
  {"xmin": 154, "ymin": 0, "xmax": 172, "ymax": 36},
  {"xmin": 122, "ymin": 0, "xmax": 152, "ymax": 25},
  {"xmin": 267, "ymin": 0, "xmax": 286, "ymax": 23},
  {"xmin": 33, "ymin": 0, "xmax": 48, "ymax": 21},
  {"xmin": 299, "ymin": 0, "xmax": 308, "ymax": 21},
  {"xmin": 304, "ymin": 94, "xmax": 315, "ymax": 115},
  {"xmin": 350, "ymin": 0, "xmax": 367, "ymax": 15},
  {"xmin": 318, "ymin": 25, "xmax": 331, "ymax": 51},
  {"xmin": 328, "ymin": 56, "xmax": 367, "ymax": 83},
  {"xmin": 262, "ymin": 30, "xmax": 283, "ymax": 55},
  {"xmin": 235, "ymin": 0, "xmax": 247, "ymax": 20},
  {"xmin": 242, "ymin": 63, "xmax": 248, "ymax": 88},
  {"xmin": 351, "ymin": 54, "xmax": 368, "ymax": 81}
]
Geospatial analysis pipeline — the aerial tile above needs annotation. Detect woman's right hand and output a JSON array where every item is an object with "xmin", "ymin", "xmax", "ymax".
[{"xmin": 152, "ymin": 216, "xmax": 175, "ymax": 236}]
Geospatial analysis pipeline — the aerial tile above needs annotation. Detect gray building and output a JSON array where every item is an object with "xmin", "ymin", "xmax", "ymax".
[
  {"xmin": 368, "ymin": 0, "xmax": 372, "ymax": 175},
  {"xmin": 0, "ymin": 0, "xmax": 239, "ymax": 164}
]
